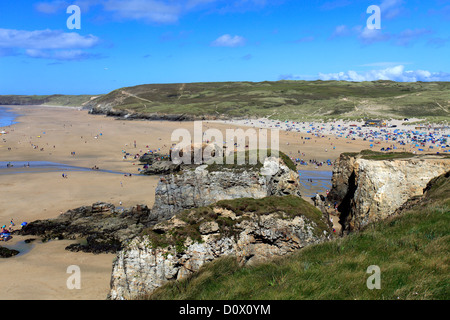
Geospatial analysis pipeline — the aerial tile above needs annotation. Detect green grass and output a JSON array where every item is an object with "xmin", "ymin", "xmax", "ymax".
[
  {"xmin": 88, "ymin": 80, "xmax": 450, "ymax": 122},
  {"xmin": 341, "ymin": 150, "xmax": 450, "ymax": 161},
  {"xmin": 141, "ymin": 195, "xmax": 329, "ymax": 252},
  {"xmin": 4, "ymin": 81, "xmax": 450, "ymax": 122},
  {"xmin": 205, "ymin": 149, "xmax": 297, "ymax": 173},
  {"xmin": 145, "ymin": 172, "xmax": 450, "ymax": 300},
  {"xmin": 357, "ymin": 150, "xmax": 416, "ymax": 160},
  {"xmin": 0, "ymin": 94, "xmax": 99, "ymax": 107}
]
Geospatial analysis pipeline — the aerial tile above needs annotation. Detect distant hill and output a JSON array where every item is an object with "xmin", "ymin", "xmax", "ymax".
[
  {"xmin": 3, "ymin": 80, "xmax": 450, "ymax": 121},
  {"xmin": 85, "ymin": 80, "xmax": 450, "ymax": 121},
  {"xmin": 0, "ymin": 94, "xmax": 100, "ymax": 107}
]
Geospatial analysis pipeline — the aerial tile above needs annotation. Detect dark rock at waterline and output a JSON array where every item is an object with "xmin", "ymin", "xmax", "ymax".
[
  {"xmin": 0, "ymin": 246, "xmax": 19, "ymax": 258},
  {"xmin": 141, "ymin": 161, "xmax": 181, "ymax": 175},
  {"xmin": 19, "ymin": 202, "xmax": 156, "ymax": 254},
  {"xmin": 88, "ymin": 106, "xmax": 203, "ymax": 121},
  {"xmin": 139, "ymin": 153, "xmax": 169, "ymax": 165},
  {"xmin": 65, "ymin": 237, "xmax": 122, "ymax": 254}
]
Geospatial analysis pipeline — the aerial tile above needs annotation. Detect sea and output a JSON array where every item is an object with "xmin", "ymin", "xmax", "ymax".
[{"xmin": 0, "ymin": 106, "xmax": 19, "ymax": 128}]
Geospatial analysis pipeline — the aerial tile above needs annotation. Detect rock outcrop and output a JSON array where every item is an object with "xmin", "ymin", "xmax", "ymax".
[
  {"xmin": 109, "ymin": 196, "xmax": 331, "ymax": 300},
  {"xmin": 151, "ymin": 156, "xmax": 302, "ymax": 221},
  {"xmin": 0, "ymin": 246, "xmax": 19, "ymax": 258},
  {"xmin": 88, "ymin": 104, "xmax": 212, "ymax": 121},
  {"xmin": 328, "ymin": 151, "xmax": 450, "ymax": 233},
  {"xmin": 106, "ymin": 154, "xmax": 310, "ymax": 299},
  {"xmin": 19, "ymin": 202, "xmax": 153, "ymax": 254}
]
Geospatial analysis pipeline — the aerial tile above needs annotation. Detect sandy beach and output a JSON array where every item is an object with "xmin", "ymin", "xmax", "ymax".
[{"xmin": 0, "ymin": 105, "xmax": 430, "ymax": 300}]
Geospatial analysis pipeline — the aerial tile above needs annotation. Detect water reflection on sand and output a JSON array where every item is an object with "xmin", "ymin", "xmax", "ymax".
[{"xmin": 298, "ymin": 170, "xmax": 333, "ymax": 198}]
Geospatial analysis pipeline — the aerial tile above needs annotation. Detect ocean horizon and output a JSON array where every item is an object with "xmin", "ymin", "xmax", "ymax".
[{"xmin": 0, "ymin": 106, "xmax": 19, "ymax": 128}]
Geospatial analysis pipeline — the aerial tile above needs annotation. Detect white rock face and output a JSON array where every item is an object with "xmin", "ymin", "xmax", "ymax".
[
  {"xmin": 109, "ymin": 209, "xmax": 329, "ymax": 300},
  {"xmin": 330, "ymin": 154, "xmax": 450, "ymax": 232},
  {"xmin": 108, "ymin": 156, "xmax": 322, "ymax": 300},
  {"xmin": 151, "ymin": 157, "xmax": 301, "ymax": 220}
]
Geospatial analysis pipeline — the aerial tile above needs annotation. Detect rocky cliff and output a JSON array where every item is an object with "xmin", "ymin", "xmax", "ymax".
[
  {"xmin": 328, "ymin": 151, "xmax": 450, "ymax": 233},
  {"xmin": 109, "ymin": 196, "xmax": 331, "ymax": 300},
  {"xmin": 151, "ymin": 156, "xmax": 302, "ymax": 221},
  {"xmin": 108, "ymin": 155, "xmax": 318, "ymax": 300}
]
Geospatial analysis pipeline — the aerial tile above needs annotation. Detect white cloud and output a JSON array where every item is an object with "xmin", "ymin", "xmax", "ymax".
[
  {"xmin": 103, "ymin": 0, "xmax": 183, "ymax": 23},
  {"xmin": 0, "ymin": 29, "xmax": 99, "ymax": 50},
  {"xmin": 35, "ymin": 0, "xmax": 68, "ymax": 13},
  {"xmin": 36, "ymin": 0, "xmax": 191, "ymax": 23},
  {"xmin": 211, "ymin": 34, "xmax": 246, "ymax": 47},
  {"xmin": 35, "ymin": 0, "xmax": 279, "ymax": 24},
  {"xmin": 359, "ymin": 62, "xmax": 412, "ymax": 67},
  {"xmin": 380, "ymin": 0, "xmax": 405, "ymax": 19},
  {"xmin": 102, "ymin": 0, "xmax": 223, "ymax": 24},
  {"xmin": 357, "ymin": 26, "xmax": 390, "ymax": 44},
  {"xmin": 330, "ymin": 24, "xmax": 432, "ymax": 47},
  {"xmin": 395, "ymin": 28, "xmax": 432, "ymax": 46},
  {"xmin": 278, "ymin": 74, "xmax": 317, "ymax": 81},
  {"xmin": 318, "ymin": 65, "xmax": 450, "ymax": 82},
  {"xmin": 0, "ymin": 28, "xmax": 100, "ymax": 61},
  {"xmin": 330, "ymin": 25, "xmax": 350, "ymax": 38},
  {"xmin": 35, "ymin": 0, "xmax": 103, "ymax": 13},
  {"xmin": 25, "ymin": 49, "xmax": 99, "ymax": 60},
  {"xmin": 330, "ymin": 25, "xmax": 390, "ymax": 44}
]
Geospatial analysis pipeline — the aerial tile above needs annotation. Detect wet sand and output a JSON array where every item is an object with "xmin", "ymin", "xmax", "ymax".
[{"xmin": 0, "ymin": 105, "xmax": 396, "ymax": 300}]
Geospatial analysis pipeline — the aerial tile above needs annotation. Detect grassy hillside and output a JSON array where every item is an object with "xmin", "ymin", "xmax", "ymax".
[
  {"xmin": 0, "ymin": 94, "xmax": 100, "ymax": 107},
  {"xmin": 146, "ymin": 171, "xmax": 450, "ymax": 300},
  {"xmin": 342, "ymin": 150, "xmax": 450, "ymax": 161},
  {"xmin": 90, "ymin": 80, "xmax": 450, "ymax": 121}
]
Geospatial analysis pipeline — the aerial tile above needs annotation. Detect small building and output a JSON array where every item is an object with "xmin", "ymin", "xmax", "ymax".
[{"xmin": 365, "ymin": 120, "xmax": 386, "ymax": 127}]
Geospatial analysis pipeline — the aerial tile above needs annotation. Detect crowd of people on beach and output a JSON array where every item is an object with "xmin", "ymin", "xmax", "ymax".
[
  {"xmin": 231, "ymin": 119, "xmax": 450, "ymax": 155},
  {"xmin": 1, "ymin": 219, "xmax": 15, "ymax": 241},
  {"xmin": 0, "ymin": 219, "xmax": 28, "ymax": 241}
]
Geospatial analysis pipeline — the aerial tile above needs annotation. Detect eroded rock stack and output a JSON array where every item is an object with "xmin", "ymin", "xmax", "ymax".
[
  {"xmin": 151, "ymin": 157, "xmax": 302, "ymax": 221},
  {"xmin": 328, "ymin": 152, "xmax": 450, "ymax": 233},
  {"xmin": 109, "ymin": 196, "xmax": 330, "ymax": 300}
]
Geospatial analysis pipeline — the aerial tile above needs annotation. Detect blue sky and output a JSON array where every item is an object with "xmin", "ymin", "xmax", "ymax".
[{"xmin": 0, "ymin": 0, "xmax": 449, "ymax": 95}]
